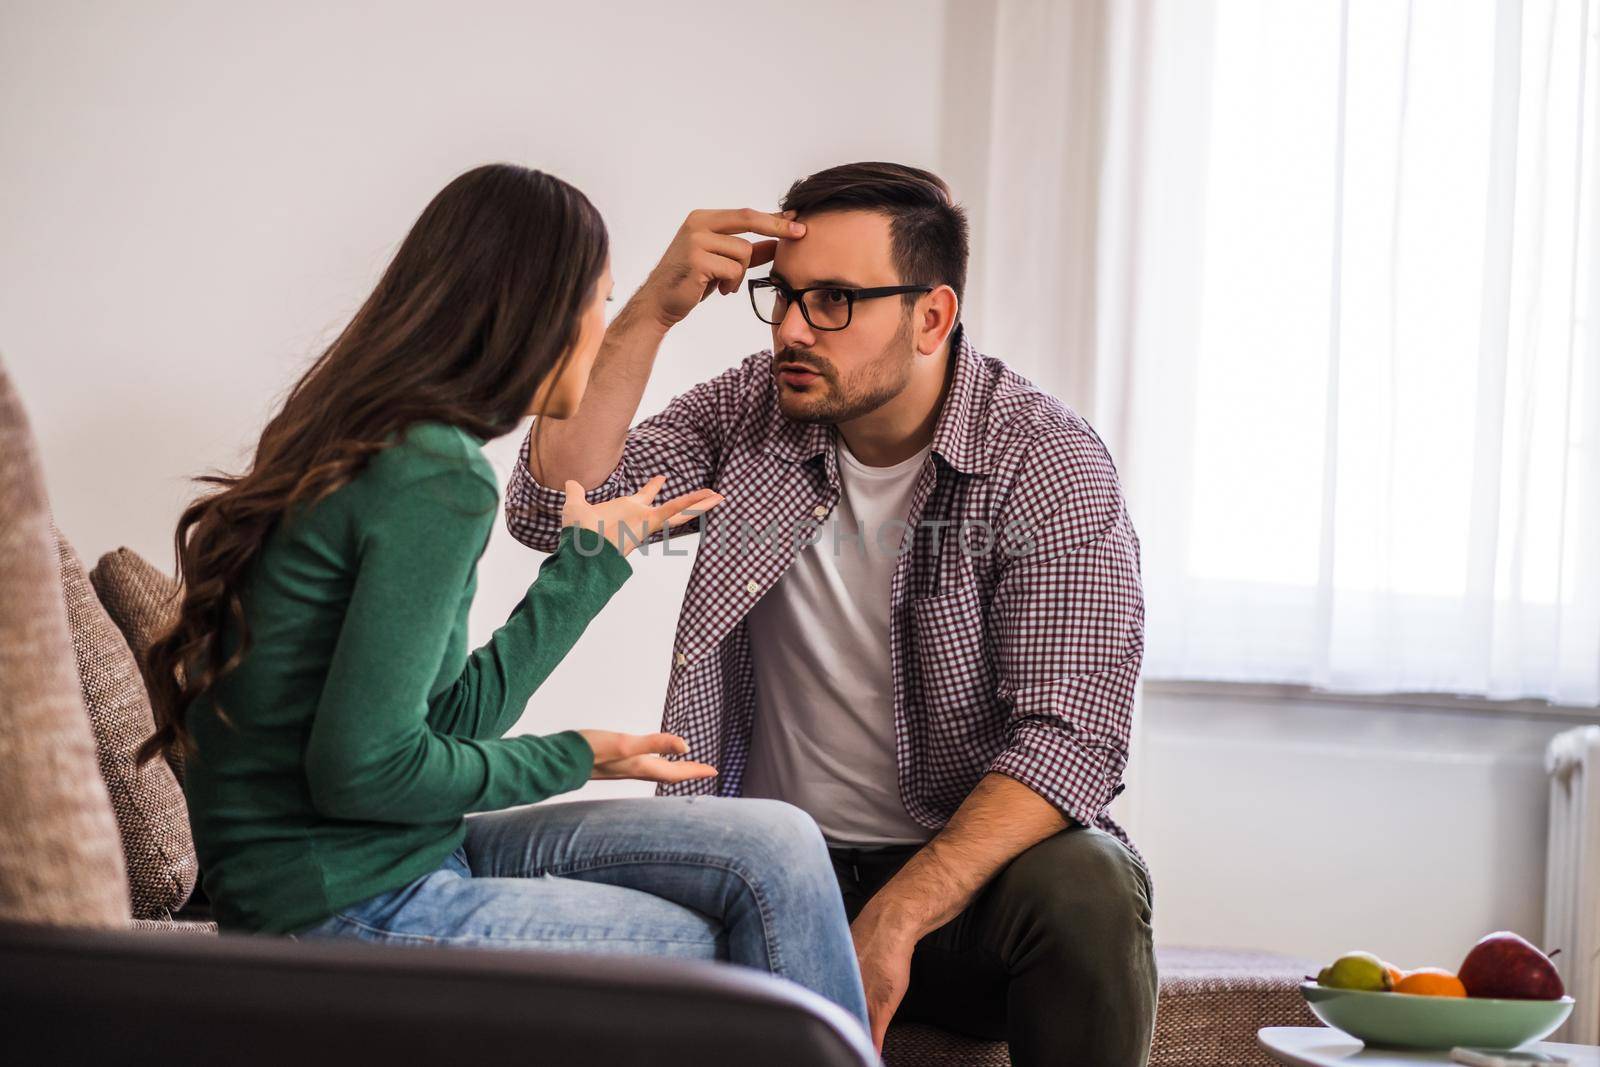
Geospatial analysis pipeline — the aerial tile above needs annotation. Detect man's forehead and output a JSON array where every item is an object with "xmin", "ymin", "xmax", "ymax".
[{"xmin": 773, "ymin": 209, "xmax": 896, "ymax": 285}]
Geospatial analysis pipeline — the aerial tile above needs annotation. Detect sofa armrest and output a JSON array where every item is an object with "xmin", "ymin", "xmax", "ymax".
[{"xmin": 0, "ymin": 921, "xmax": 877, "ymax": 1066}]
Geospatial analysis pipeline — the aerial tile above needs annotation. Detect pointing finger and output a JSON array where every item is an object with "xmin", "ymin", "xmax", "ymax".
[
  {"xmin": 656, "ymin": 489, "xmax": 723, "ymax": 523},
  {"xmin": 700, "ymin": 208, "xmax": 806, "ymax": 240}
]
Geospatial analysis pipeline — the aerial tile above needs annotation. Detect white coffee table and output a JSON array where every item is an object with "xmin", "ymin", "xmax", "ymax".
[{"xmin": 1260, "ymin": 1026, "xmax": 1600, "ymax": 1065}]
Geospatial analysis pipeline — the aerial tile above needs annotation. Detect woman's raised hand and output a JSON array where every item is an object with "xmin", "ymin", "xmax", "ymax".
[
  {"xmin": 577, "ymin": 730, "xmax": 718, "ymax": 784},
  {"xmin": 562, "ymin": 474, "xmax": 723, "ymax": 557}
]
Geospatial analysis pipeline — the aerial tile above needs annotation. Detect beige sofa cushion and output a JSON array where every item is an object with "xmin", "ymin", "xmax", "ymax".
[
  {"xmin": 57, "ymin": 532, "xmax": 196, "ymax": 919},
  {"xmin": 0, "ymin": 356, "xmax": 130, "ymax": 926},
  {"xmin": 89, "ymin": 548, "xmax": 187, "ymax": 785}
]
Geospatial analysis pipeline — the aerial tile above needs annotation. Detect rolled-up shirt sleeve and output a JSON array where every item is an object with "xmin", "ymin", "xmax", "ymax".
[
  {"xmin": 986, "ymin": 428, "xmax": 1144, "ymax": 830},
  {"xmin": 505, "ymin": 356, "xmax": 762, "ymax": 553}
]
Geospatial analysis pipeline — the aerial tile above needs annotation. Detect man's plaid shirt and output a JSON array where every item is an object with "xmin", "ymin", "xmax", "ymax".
[{"xmin": 505, "ymin": 325, "xmax": 1145, "ymax": 861}]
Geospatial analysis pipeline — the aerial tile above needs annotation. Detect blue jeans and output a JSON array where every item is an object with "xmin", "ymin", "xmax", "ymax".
[{"xmin": 289, "ymin": 795, "xmax": 869, "ymax": 1030}]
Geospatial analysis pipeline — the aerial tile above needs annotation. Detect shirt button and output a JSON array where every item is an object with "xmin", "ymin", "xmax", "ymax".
[
  {"xmin": 812, "ymin": 504, "xmax": 828, "ymax": 519},
  {"xmin": 745, "ymin": 579, "xmax": 760, "ymax": 595},
  {"xmin": 675, "ymin": 652, "xmax": 688, "ymax": 667}
]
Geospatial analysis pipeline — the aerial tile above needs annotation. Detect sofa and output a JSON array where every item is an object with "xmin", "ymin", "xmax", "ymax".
[{"xmin": 0, "ymin": 354, "xmax": 1318, "ymax": 1065}]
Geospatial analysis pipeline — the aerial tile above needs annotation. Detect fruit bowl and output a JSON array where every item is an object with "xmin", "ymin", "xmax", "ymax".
[{"xmin": 1300, "ymin": 982, "xmax": 1573, "ymax": 1050}]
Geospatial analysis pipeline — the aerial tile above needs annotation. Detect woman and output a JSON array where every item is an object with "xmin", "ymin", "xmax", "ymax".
[{"xmin": 139, "ymin": 163, "xmax": 867, "ymax": 1027}]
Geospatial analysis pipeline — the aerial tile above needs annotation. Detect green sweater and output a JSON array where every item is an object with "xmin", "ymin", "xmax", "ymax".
[{"xmin": 182, "ymin": 421, "xmax": 631, "ymax": 934}]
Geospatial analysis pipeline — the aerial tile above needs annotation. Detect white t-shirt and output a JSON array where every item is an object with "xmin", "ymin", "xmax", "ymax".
[{"xmin": 740, "ymin": 437, "xmax": 937, "ymax": 847}]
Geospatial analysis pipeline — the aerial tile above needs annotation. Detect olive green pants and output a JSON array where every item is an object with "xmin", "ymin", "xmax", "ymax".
[{"xmin": 830, "ymin": 825, "xmax": 1157, "ymax": 1067}]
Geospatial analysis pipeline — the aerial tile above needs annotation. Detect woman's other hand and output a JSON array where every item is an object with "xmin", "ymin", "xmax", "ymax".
[{"xmin": 577, "ymin": 730, "xmax": 718, "ymax": 784}]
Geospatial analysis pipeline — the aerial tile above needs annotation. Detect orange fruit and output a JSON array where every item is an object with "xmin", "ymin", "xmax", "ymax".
[
  {"xmin": 1383, "ymin": 962, "xmax": 1404, "ymax": 988},
  {"xmin": 1393, "ymin": 967, "xmax": 1467, "ymax": 997}
]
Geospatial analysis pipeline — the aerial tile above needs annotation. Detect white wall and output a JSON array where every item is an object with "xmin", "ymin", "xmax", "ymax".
[
  {"xmin": 1122, "ymin": 682, "xmax": 1592, "ymax": 968},
  {"xmin": 0, "ymin": 0, "xmax": 945, "ymax": 801}
]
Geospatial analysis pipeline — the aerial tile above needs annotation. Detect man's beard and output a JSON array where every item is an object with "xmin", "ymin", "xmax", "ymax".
[{"xmin": 775, "ymin": 317, "xmax": 915, "ymax": 425}]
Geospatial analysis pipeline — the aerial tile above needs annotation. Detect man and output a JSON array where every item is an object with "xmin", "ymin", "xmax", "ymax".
[{"xmin": 506, "ymin": 162, "xmax": 1155, "ymax": 1065}]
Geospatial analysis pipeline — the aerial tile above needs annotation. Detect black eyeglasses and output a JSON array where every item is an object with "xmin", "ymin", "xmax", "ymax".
[{"xmin": 748, "ymin": 277, "xmax": 933, "ymax": 332}]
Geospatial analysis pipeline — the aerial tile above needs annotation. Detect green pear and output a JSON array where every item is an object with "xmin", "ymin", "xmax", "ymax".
[{"xmin": 1318, "ymin": 951, "xmax": 1392, "ymax": 991}]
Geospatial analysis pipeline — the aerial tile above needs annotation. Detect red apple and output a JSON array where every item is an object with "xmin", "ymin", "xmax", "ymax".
[{"xmin": 1458, "ymin": 931, "xmax": 1565, "ymax": 1000}]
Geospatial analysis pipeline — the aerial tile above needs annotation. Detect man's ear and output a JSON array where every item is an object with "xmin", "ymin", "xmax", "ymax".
[{"xmin": 916, "ymin": 285, "xmax": 960, "ymax": 356}]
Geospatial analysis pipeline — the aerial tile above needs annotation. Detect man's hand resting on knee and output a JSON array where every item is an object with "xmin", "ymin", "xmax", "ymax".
[{"xmin": 850, "ymin": 774, "xmax": 1071, "ymax": 1051}]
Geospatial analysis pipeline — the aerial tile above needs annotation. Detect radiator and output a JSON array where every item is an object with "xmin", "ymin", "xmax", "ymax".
[{"xmin": 1544, "ymin": 725, "xmax": 1600, "ymax": 1044}]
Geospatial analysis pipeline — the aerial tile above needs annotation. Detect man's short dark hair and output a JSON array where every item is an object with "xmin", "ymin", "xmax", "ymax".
[{"xmin": 779, "ymin": 161, "xmax": 969, "ymax": 318}]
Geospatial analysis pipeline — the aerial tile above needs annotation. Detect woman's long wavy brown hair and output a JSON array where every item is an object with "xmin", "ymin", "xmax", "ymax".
[{"xmin": 138, "ymin": 163, "xmax": 609, "ymax": 768}]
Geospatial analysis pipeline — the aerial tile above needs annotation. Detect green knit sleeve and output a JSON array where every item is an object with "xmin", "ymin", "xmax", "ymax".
[
  {"xmin": 426, "ymin": 524, "xmax": 632, "ymax": 739},
  {"xmin": 302, "ymin": 469, "xmax": 623, "ymax": 823}
]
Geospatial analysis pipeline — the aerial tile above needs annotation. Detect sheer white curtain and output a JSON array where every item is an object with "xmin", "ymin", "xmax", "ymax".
[{"xmin": 960, "ymin": 0, "xmax": 1600, "ymax": 705}]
